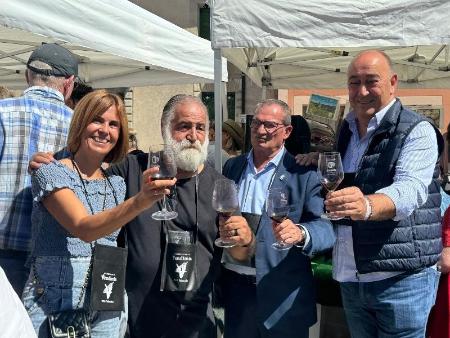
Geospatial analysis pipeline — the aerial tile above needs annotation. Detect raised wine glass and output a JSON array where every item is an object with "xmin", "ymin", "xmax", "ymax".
[
  {"xmin": 212, "ymin": 178, "xmax": 239, "ymax": 248},
  {"xmin": 266, "ymin": 187, "xmax": 292, "ymax": 251},
  {"xmin": 317, "ymin": 152, "xmax": 344, "ymax": 220},
  {"xmin": 148, "ymin": 144, "xmax": 178, "ymax": 220}
]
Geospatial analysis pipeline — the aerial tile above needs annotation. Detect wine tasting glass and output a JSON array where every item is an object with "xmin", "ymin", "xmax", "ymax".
[
  {"xmin": 317, "ymin": 152, "xmax": 344, "ymax": 220},
  {"xmin": 148, "ymin": 144, "xmax": 178, "ymax": 220},
  {"xmin": 266, "ymin": 187, "xmax": 292, "ymax": 251},
  {"xmin": 212, "ymin": 178, "xmax": 239, "ymax": 248}
]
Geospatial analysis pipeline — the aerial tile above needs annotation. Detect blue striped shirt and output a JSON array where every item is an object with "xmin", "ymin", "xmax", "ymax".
[
  {"xmin": 0, "ymin": 87, "xmax": 72, "ymax": 252},
  {"xmin": 333, "ymin": 99, "xmax": 438, "ymax": 282}
]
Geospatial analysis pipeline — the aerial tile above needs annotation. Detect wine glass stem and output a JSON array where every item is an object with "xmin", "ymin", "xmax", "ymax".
[{"xmin": 162, "ymin": 194, "xmax": 168, "ymax": 212}]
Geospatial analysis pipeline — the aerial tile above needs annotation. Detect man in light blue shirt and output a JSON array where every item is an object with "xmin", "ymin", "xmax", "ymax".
[
  {"xmin": 219, "ymin": 99, "xmax": 335, "ymax": 338},
  {"xmin": 299, "ymin": 50, "xmax": 443, "ymax": 338}
]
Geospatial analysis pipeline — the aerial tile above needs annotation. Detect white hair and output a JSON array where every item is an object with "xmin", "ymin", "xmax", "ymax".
[{"xmin": 26, "ymin": 60, "xmax": 65, "ymax": 90}]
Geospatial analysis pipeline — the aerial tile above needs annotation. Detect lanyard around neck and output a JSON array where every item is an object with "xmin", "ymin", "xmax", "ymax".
[
  {"xmin": 162, "ymin": 173, "xmax": 199, "ymax": 242},
  {"xmin": 70, "ymin": 157, "xmax": 118, "ymax": 214}
]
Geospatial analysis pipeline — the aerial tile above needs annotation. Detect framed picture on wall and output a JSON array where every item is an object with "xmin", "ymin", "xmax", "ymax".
[
  {"xmin": 405, "ymin": 105, "xmax": 443, "ymax": 129},
  {"xmin": 304, "ymin": 94, "xmax": 342, "ymax": 133}
]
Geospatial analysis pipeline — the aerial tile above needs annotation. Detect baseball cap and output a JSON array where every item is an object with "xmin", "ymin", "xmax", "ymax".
[{"xmin": 27, "ymin": 43, "xmax": 78, "ymax": 77}]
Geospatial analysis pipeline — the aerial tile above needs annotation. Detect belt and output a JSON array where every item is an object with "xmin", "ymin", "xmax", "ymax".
[{"xmin": 223, "ymin": 267, "xmax": 256, "ymax": 285}]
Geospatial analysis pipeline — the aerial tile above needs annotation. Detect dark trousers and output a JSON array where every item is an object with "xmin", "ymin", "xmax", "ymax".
[
  {"xmin": 223, "ymin": 268, "xmax": 259, "ymax": 338},
  {"xmin": 222, "ymin": 268, "xmax": 310, "ymax": 338},
  {"xmin": 128, "ymin": 291, "xmax": 216, "ymax": 338}
]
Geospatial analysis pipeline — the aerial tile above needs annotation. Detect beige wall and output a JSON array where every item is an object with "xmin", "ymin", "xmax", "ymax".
[
  {"xmin": 125, "ymin": 0, "xmax": 205, "ymax": 150},
  {"xmin": 131, "ymin": 84, "xmax": 200, "ymax": 150}
]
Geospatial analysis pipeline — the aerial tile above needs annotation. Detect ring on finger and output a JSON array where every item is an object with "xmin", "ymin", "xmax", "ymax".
[{"xmin": 233, "ymin": 229, "xmax": 239, "ymax": 236}]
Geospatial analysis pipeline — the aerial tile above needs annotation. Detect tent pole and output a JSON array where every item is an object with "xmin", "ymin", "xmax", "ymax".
[
  {"xmin": 214, "ymin": 48, "xmax": 223, "ymax": 171},
  {"xmin": 222, "ymin": 82, "xmax": 228, "ymax": 121}
]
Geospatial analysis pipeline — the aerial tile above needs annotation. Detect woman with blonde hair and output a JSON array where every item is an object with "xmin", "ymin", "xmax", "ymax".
[{"xmin": 22, "ymin": 89, "xmax": 175, "ymax": 337}]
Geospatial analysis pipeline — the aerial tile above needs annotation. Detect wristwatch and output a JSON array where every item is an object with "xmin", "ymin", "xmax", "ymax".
[{"xmin": 294, "ymin": 225, "xmax": 307, "ymax": 248}]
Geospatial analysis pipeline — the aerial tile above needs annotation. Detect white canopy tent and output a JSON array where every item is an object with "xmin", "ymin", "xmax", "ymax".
[
  {"xmin": 211, "ymin": 45, "xmax": 450, "ymax": 90},
  {"xmin": 0, "ymin": 0, "xmax": 227, "ymax": 90},
  {"xmin": 210, "ymin": 0, "xmax": 450, "ymax": 167},
  {"xmin": 211, "ymin": 0, "xmax": 449, "ymax": 90}
]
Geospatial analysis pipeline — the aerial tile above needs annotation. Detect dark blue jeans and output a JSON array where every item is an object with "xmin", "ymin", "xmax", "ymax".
[{"xmin": 340, "ymin": 267, "xmax": 440, "ymax": 338}]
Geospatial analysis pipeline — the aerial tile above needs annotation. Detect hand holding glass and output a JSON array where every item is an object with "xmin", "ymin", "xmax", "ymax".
[
  {"xmin": 266, "ymin": 187, "xmax": 292, "ymax": 250},
  {"xmin": 317, "ymin": 152, "xmax": 344, "ymax": 220},
  {"xmin": 212, "ymin": 178, "xmax": 239, "ymax": 248},
  {"xmin": 148, "ymin": 144, "xmax": 178, "ymax": 220}
]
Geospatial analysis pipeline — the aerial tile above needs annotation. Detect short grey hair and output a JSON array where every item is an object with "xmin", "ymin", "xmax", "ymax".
[
  {"xmin": 26, "ymin": 60, "xmax": 65, "ymax": 89},
  {"xmin": 161, "ymin": 94, "xmax": 209, "ymax": 140},
  {"xmin": 254, "ymin": 99, "xmax": 291, "ymax": 125}
]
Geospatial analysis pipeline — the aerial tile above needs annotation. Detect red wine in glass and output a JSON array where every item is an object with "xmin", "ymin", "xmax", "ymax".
[
  {"xmin": 152, "ymin": 175, "xmax": 175, "ymax": 181},
  {"xmin": 216, "ymin": 208, "xmax": 235, "ymax": 218},
  {"xmin": 269, "ymin": 211, "xmax": 288, "ymax": 223},
  {"xmin": 318, "ymin": 152, "xmax": 344, "ymax": 220},
  {"xmin": 148, "ymin": 144, "xmax": 178, "ymax": 220},
  {"xmin": 266, "ymin": 187, "xmax": 292, "ymax": 251},
  {"xmin": 212, "ymin": 179, "xmax": 239, "ymax": 248},
  {"xmin": 320, "ymin": 177, "xmax": 342, "ymax": 192}
]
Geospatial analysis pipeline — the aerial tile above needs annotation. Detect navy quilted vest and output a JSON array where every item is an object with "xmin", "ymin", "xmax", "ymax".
[{"xmin": 337, "ymin": 99, "xmax": 443, "ymax": 273}]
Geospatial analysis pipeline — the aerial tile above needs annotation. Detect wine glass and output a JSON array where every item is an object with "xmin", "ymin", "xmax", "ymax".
[
  {"xmin": 148, "ymin": 144, "xmax": 178, "ymax": 220},
  {"xmin": 317, "ymin": 152, "xmax": 344, "ymax": 220},
  {"xmin": 212, "ymin": 178, "xmax": 239, "ymax": 248},
  {"xmin": 266, "ymin": 187, "xmax": 292, "ymax": 251}
]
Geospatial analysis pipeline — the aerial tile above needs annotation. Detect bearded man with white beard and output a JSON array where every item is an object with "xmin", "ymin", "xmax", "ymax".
[{"xmin": 106, "ymin": 94, "xmax": 230, "ymax": 338}]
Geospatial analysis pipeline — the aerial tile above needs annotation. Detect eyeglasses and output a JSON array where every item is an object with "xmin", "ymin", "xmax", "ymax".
[
  {"xmin": 250, "ymin": 119, "xmax": 285, "ymax": 132},
  {"xmin": 72, "ymin": 76, "xmax": 84, "ymax": 89}
]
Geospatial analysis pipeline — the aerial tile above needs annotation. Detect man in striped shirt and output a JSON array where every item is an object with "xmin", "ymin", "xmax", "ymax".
[{"xmin": 0, "ymin": 43, "xmax": 78, "ymax": 295}]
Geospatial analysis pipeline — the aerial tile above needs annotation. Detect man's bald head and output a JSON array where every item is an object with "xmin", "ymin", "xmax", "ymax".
[{"xmin": 347, "ymin": 50, "xmax": 398, "ymax": 120}]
